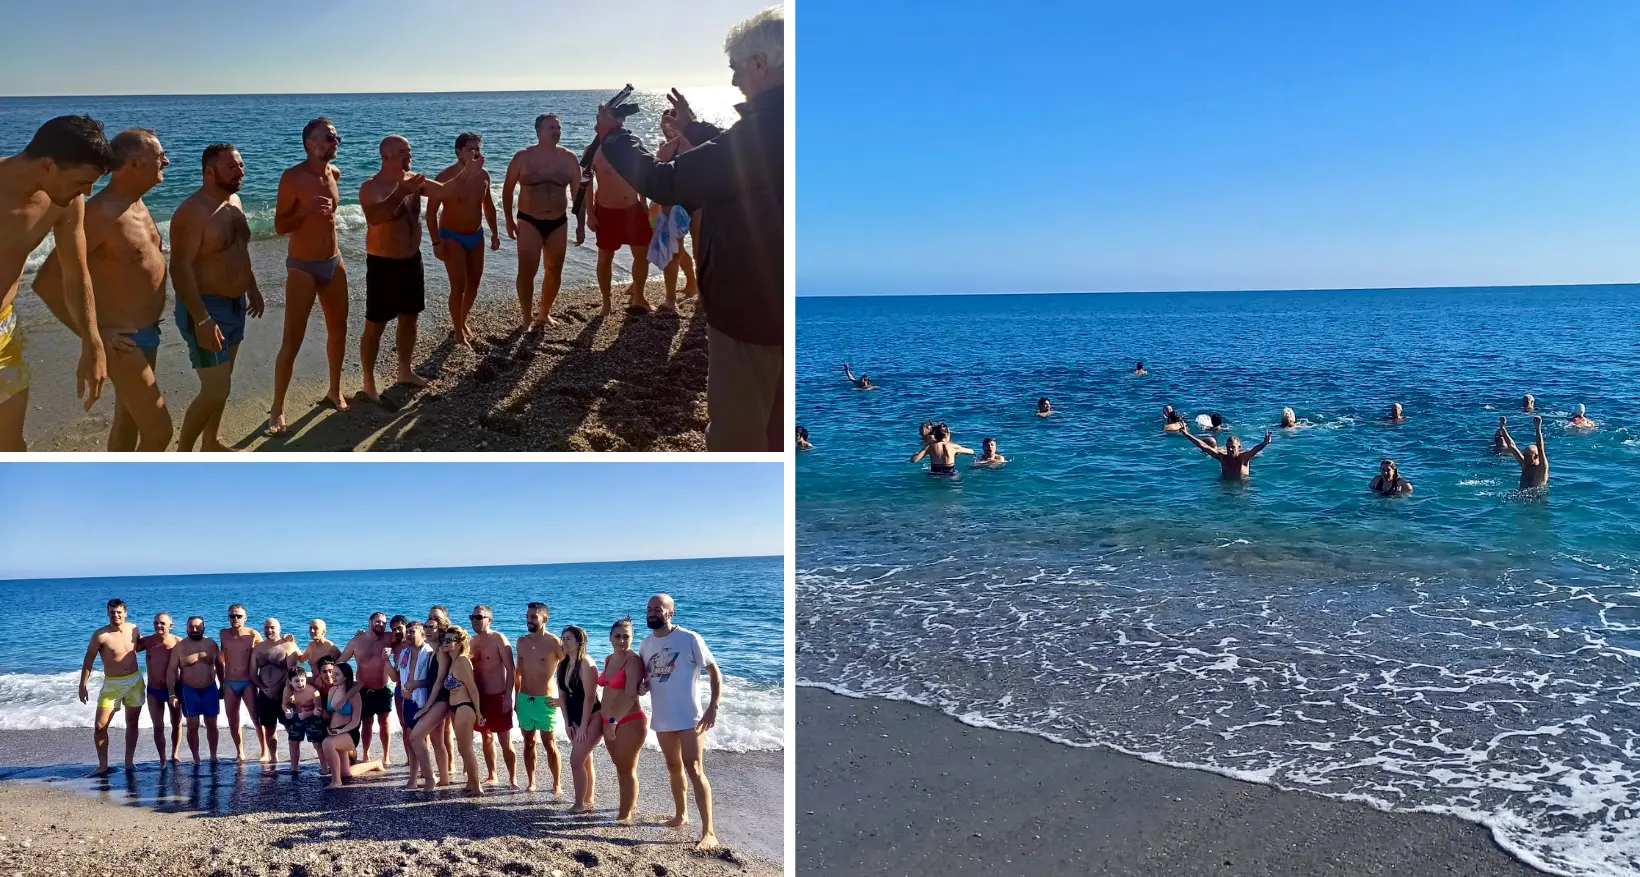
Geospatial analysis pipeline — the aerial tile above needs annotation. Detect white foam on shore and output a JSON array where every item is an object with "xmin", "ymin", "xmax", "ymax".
[{"xmin": 1, "ymin": 671, "xmax": 782, "ymax": 753}]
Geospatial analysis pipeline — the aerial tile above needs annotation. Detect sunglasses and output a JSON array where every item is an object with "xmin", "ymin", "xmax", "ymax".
[
  {"xmin": 229, "ymin": 614, "xmax": 245, "ymax": 619},
  {"xmin": 324, "ymin": 134, "xmax": 341, "ymax": 144}
]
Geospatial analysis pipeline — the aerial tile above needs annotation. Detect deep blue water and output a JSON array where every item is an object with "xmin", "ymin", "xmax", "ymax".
[
  {"xmin": 0, "ymin": 557, "xmax": 781, "ymax": 751},
  {"xmin": 797, "ymin": 285, "xmax": 1640, "ymax": 877}
]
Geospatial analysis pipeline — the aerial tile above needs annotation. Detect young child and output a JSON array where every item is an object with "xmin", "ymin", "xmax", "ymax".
[{"xmin": 282, "ymin": 666, "xmax": 326, "ymax": 772}]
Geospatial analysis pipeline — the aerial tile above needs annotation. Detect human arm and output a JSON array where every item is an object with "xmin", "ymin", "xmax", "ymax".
[
  {"xmin": 361, "ymin": 175, "xmax": 425, "ymax": 225},
  {"xmin": 484, "ymin": 174, "xmax": 500, "ymax": 250},
  {"xmin": 910, "ymin": 445, "xmax": 929, "ymax": 464},
  {"xmin": 167, "ymin": 203, "xmax": 226, "ymax": 353},
  {"xmin": 273, "ymin": 170, "xmax": 303, "ymax": 236},
  {"xmin": 52, "ymin": 200, "xmax": 111, "ymax": 408},
  {"xmin": 501, "ymin": 156, "xmax": 520, "ymax": 239},
  {"xmin": 454, "ymin": 657, "xmax": 482, "ymax": 725},
  {"xmin": 1535, "ymin": 416, "xmax": 1547, "ymax": 463},
  {"xmin": 697, "ymin": 648, "xmax": 721, "ymax": 734},
  {"xmin": 578, "ymin": 661, "xmax": 598, "ymax": 729},
  {"xmin": 425, "ymin": 182, "xmax": 445, "ymax": 248},
  {"xmin": 596, "ymin": 112, "xmax": 736, "ymax": 212},
  {"xmin": 1245, "ymin": 432, "xmax": 1274, "ymax": 460},
  {"xmin": 1498, "ymin": 425, "xmax": 1524, "ymax": 463},
  {"xmin": 1178, "ymin": 428, "xmax": 1218, "ymax": 456},
  {"xmin": 950, "ymin": 443, "xmax": 976, "ymax": 455},
  {"xmin": 78, "ymin": 633, "xmax": 100, "ymax": 703}
]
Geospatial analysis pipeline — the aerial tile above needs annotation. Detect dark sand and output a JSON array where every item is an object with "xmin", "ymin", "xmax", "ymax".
[
  {"xmin": 797, "ymin": 688, "xmax": 1543, "ymax": 877},
  {"xmin": 16, "ymin": 235, "xmax": 709, "ymax": 451},
  {"xmin": 0, "ymin": 727, "xmax": 780, "ymax": 876}
]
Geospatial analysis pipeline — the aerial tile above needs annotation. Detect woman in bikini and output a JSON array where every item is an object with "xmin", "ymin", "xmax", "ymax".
[
  {"xmin": 434, "ymin": 625, "xmax": 484, "ymax": 795},
  {"xmin": 319, "ymin": 661, "xmax": 385, "ymax": 789},
  {"xmin": 559, "ymin": 625, "xmax": 603, "ymax": 811},
  {"xmin": 599, "ymin": 617, "xmax": 648, "ymax": 824},
  {"xmin": 1369, "ymin": 459, "xmax": 1414, "ymax": 496}
]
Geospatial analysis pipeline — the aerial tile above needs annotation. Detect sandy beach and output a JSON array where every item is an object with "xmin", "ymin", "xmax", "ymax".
[
  {"xmin": 796, "ymin": 688, "xmax": 1543, "ymax": 877},
  {"xmin": 15, "ymin": 235, "xmax": 709, "ymax": 451},
  {"xmin": 0, "ymin": 727, "xmax": 780, "ymax": 876}
]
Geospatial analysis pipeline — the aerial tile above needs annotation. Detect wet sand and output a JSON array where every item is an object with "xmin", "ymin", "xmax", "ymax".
[
  {"xmin": 797, "ymin": 688, "xmax": 1542, "ymax": 877},
  {"xmin": 15, "ymin": 234, "xmax": 708, "ymax": 451},
  {"xmin": 0, "ymin": 726, "xmax": 781, "ymax": 875}
]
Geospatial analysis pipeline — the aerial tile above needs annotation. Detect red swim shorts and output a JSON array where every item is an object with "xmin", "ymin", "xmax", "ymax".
[
  {"xmin": 476, "ymin": 691, "xmax": 514, "ymax": 733},
  {"xmin": 595, "ymin": 202, "xmax": 653, "ymax": 252}
]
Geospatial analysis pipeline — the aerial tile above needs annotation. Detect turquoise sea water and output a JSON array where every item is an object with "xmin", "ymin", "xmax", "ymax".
[
  {"xmin": 0, "ymin": 557, "xmax": 781, "ymax": 752},
  {"xmin": 797, "ymin": 285, "xmax": 1640, "ymax": 876}
]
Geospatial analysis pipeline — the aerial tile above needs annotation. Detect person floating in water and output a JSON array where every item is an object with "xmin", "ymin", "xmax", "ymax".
[
  {"xmin": 911, "ymin": 423, "xmax": 973, "ymax": 477},
  {"xmin": 795, "ymin": 425, "xmax": 812, "ymax": 450},
  {"xmin": 842, "ymin": 363, "xmax": 873, "ymax": 390},
  {"xmin": 1133, "ymin": 361, "xmax": 1147, "ymax": 376},
  {"xmin": 1369, "ymin": 459, "xmax": 1413, "ymax": 496},
  {"xmin": 1568, "ymin": 405, "xmax": 1598, "ymax": 430},
  {"xmin": 1207, "ymin": 412, "xmax": 1227, "ymax": 431},
  {"xmin": 974, "ymin": 437, "xmax": 1006, "ymax": 466},
  {"xmin": 1386, "ymin": 402, "xmax": 1407, "ymax": 423},
  {"xmin": 1037, "ymin": 397, "xmax": 1054, "ymax": 417},
  {"xmin": 1180, "ymin": 425, "xmax": 1272, "ymax": 480},
  {"xmin": 1279, "ymin": 408, "xmax": 1298, "ymax": 429},
  {"xmin": 1497, "ymin": 415, "xmax": 1549, "ymax": 489},
  {"xmin": 1522, "ymin": 394, "xmax": 1536, "ymax": 413},
  {"xmin": 1163, "ymin": 405, "xmax": 1185, "ymax": 432}
]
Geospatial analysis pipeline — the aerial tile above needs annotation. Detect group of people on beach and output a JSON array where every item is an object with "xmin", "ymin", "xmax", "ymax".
[
  {"xmin": 80, "ymin": 595, "xmax": 725, "ymax": 849},
  {"xmin": 822, "ymin": 362, "xmax": 1584, "ymax": 494},
  {"xmin": 0, "ymin": 5, "xmax": 784, "ymax": 451}
]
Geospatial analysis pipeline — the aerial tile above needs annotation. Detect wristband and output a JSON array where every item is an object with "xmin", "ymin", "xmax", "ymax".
[{"xmin": 196, "ymin": 316, "xmax": 215, "ymax": 327}]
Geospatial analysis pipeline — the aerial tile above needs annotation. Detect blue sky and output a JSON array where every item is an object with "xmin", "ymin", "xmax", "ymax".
[
  {"xmin": 799, "ymin": 1, "xmax": 1640, "ymax": 295},
  {"xmin": 0, "ymin": 0, "xmax": 766, "ymax": 96},
  {"xmin": 0, "ymin": 463, "xmax": 782, "ymax": 578}
]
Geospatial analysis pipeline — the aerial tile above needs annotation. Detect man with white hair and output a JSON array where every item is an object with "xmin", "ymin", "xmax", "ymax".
[{"xmin": 596, "ymin": 5, "xmax": 785, "ymax": 451}]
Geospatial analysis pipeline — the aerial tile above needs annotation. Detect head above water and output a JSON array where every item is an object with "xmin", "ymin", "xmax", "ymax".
[
  {"xmin": 1226, "ymin": 435, "xmax": 1242, "ymax": 454},
  {"xmin": 1281, "ymin": 407, "xmax": 1296, "ymax": 426},
  {"xmin": 931, "ymin": 423, "xmax": 951, "ymax": 442},
  {"xmin": 1135, "ymin": 361, "xmax": 1145, "ymax": 371},
  {"xmin": 1524, "ymin": 444, "xmax": 1542, "ymax": 465},
  {"xmin": 1037, "ymin": 397, "xmax": 1051, "ymax": 412},
  {"xmin": 1523, "ymin": 394, "xmax": 1536, "ymax": 411},
  {"xmin": 1210, "ymin": 412, "xmax": 1224, "ymax": 428},
  {"xmin": 22, "ymin": 115, "xmax": 114, "ymax": 207},
  {"xmin": 1390, "ymin": 402, "xmax": 1404, "ymax": 418},
  {"xmin": 982, "ymin": 437, "xmax": 997, "ymax": 453},
  {"xmin": 1576, "ymin": 404, "xmax": 1587, "ymax": 417},
  {"xmin": 1380, "ymin": 458, "xmax": 1398, "ymax": 478},
  {"xmin": 201, "ymin": 142, "xmax": 243, "ymax": 194},
  {"xmin": 725, "ymin": 5, "xmax": 784, "ymax": 98},
  {"xmin": 302, "ymin": 117, "xmax": 339, "ymax": 161}
]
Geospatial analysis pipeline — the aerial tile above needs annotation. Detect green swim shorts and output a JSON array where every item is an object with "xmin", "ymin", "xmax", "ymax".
[{"xmin": 515, "ymin": 693, "xmax": 560, "ymax": 732}]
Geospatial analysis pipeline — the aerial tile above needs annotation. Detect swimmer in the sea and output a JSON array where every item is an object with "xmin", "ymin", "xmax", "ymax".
[
  {"xmin": 1492, "ymin": 416, "xmax": 1511, "ymax": 455},
  {"xmin": 1037, "ymin": 398, "xmax": 1054, "ymax": 417},
  {"xmin": 974, "ymin": 437, "xmax": 1006, "ymax": 466},
  {"xmin": 1568, "ymin": 405, "xmax": 1598, "ymax": 430},
  {"xmin": 1180, "ymin": 424, "xmax": 1271, "ymax": 480},
  {"xmin": 795, "ymin": 425, "xmax": 812, "ymax": 450},
  {"xmin": 1522, "ymin": 394, "xmax": 1536, "ymax": 413},
  {"xmin": 1387, "ymin": 402, "xmax": 1407, "ymax": 423},
  {"xmin": 1133, "ymin": 361, "xmax": 1147, "ymax": 376},
  {"xmin": 842, "ymin": 363, "xmax": 873, "ymax": 390},
  {"xmin": 1163, "ymin": 405, "xmax": 1185, "ymax": 432},
  {"xmin": 1369, "ymin": 459, "xmax": 1413, "ymax": 496},
  {"xmin": 1279, "ymin": 408, "xmax": 1297, "ymax": 429},
  {"xmin": 911, "ymin": 423, "xmax": 973, "ymax": 476},
  {"xmin": 1497, "ymin": 415, "xmax": 1549, "ymax": 490},
  {"xmin": 1208, "ymin": 412, "xmax": 1227, "ymax": 431}
]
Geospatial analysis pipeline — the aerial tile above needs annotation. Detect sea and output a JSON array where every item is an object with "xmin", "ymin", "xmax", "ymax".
[
  {"xmin": 0, "ymin": 88, "xmax": 743, "ymax": 276},
  {"xmin": 796, "ymin": 285, "xmax": 1640, "ymax": 877},
  {"xmin": 0, "ymin": 556, "xmax": 782, "ymax": 753}
]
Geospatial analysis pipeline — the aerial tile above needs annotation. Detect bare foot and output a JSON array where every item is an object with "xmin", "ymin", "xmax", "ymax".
[
  {"xmin": 88, "ymin": 766, "xmax": 113, "ymax": 778},
  {"xmin": 360, "ymin": 384, "xmax": 382, "ymax": 404},
  {"xmin": 695, "ymin": 833, "xmax": 720, "ymax": 852},
  {"xmin": 466, "ymin": 781, "xmax": 483, "ymax": 795},
  {"xmin": 396, "ymin": 372, "xmax": 432, "ymax": 389},
  {"xmin": 681, "ymin": 285, "xmax": 699, "ymax": 297},
  {"xmin": 626, "ymin": 296, "xmax": 653, "ymax": 313},
  {"xmin": 525, "ymin": 781, "xmax": 537, "ymax": 792},
  {"xmin": 551, "ymin": 785, "xmax": 562, "ymax": 795},
  {"xmin": 265, "ymin": 412, "xmax": 287, "ymax": 436},
  {"xmin": 507, "ymin": 778, "xmax": 519, "ymax": 790},
  {"xmin": 659, "ymin": 299, "xmax": 677, "ymax": 312},
  {"xmin": 600, "ymin": 300, "xmax": 612, "ymax": 318},
  {"xmin": 199, "ymin": 440, "xmax": 247, "ymax": 453},
  {"xmin": 323, "ymin": 392, "xmax": 349, "ymax": 412},
  {"xmin": 616, "ymin": 813, "xmax": 637, "ymax": 826},
  {"xmin": 324, "ymin": 780, "xmax": 344, "ymax": 790},
  {"xmin": 664, "ymin": 815, "xmax": 688, "ymax": 828},
  {"xmin": 534, "ymin": 313, "xmax": 559, "ymax": 328}
]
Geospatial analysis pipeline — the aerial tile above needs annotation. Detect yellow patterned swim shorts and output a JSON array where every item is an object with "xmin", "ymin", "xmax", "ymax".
[
  {"xmin": 98, "ymin": 672, "xmax": 145, "ymax": 710},
  {"xmin": 0, "ymin": 301, "xmax": 29, "ymax": 406}
]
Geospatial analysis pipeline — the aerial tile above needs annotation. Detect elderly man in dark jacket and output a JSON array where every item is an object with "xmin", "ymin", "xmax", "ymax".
[{"xmin": 596, "ymin": 6, "xmax": 784, "ymax": 452}]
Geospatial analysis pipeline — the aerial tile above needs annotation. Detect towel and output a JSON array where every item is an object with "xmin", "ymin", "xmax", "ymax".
[{"xmin": 647, "ymin": 204, "xmax": 691, "ymax": 268}]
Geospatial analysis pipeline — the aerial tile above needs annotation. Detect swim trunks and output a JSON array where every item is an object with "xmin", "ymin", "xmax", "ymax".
[
  {"xmin": 254, "ymin": 691, "xmax": 283, "ymax": 728},
  {"xmin": 359, "ymin": 685, "xmax": 393, "ymax": 717},
  {"xmin": 364, "ymin": 253, "xmax": 425, "ymax": 324},
  {"xmin": 180, "ymin": 682, "xmax": 220, "ymax": 718},
  {"xmin": 97, "ymin": 672, "xmax": 145, "ymax": 710},
  {"xmin": 225, "ymin": 679, "xmax": 251, "ymax": 696},
  {"xmin": 518, "ymin": 211, "xmax": 568, "ymax": 238},
  {"xmin": 286, "ymin": 254, "xmax": 342, "ymax": 286},
  {"xmin": 929, "ymin": 463, "xmax": 958, "ymax": 477},
  {"xmin": 286, "ymin": 713, "xmax": 327, "ymax": 743},
  {"xmin": 0, "ymin": 302, "xmax": 30, "ymax": 406},
  {"xmin": 439, "ymin": 227, "xmax": 484, "ymax": 251},
  {"xmin": 175, "ymin": 293, "xmax": 248, "ymax": 369},
  {"xmin": 594, "ymin": 202, "xmax": 652, "ymax": 252},
  {"xmin": 146, "ymin": 685, "xmax": 168, "ymax": 702},
  {"xmin": 475, "ymin": 691, "xmax": 514, "ymax": 733},
  {"xmin": 119, "ymin": 322, "xmax": 161, "ymax": 352},
  {"xmin": 515, "ymin": 693, "xmax": 560, "ymax": 733}
]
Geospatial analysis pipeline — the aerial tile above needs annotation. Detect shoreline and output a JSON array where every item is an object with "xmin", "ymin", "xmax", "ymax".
[
  {"xmin": 17, "ymin": 234, "xmax": 708, "ymax": 451},
  {"xmin": 796, "ymin": 686, "xmax": 1543, "ymax": 877},
  {"xmin": 0, "ymin": 725, "xmax": 781, "ymax": 873}
]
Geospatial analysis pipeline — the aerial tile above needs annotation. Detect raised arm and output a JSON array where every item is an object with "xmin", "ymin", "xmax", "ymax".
[
  {"xmin": 1498, "ymin": 424, "xmax": 1525, "ymax": 464},
  {"xmin": 950, "ymin": 443, "xmax": 977, "ymax": 455},
  {"xmin": 1179, "ymin": 428, "xmax": 1217, "ymax": 456},
  {"xmin": 1535, "ymin": 416, "xmax": 1547, "ymax": 463},
  {"xmin": 1246, "ymin": 432, "xmax": 1274, "ymax": 460},
  {"xmin": 336, "ymin": 634, "xmax": 360, "ymax": 667}
]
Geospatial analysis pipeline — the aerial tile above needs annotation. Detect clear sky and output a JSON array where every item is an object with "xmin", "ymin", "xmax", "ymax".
[
  {"xmin": 0, "ymin": 463, "xmax": 782, "ymax": 579},
  {"xmin": 800, "ymin": 1, "xmax": 1640, "ymax": 296},
  {"xmin": 0, "ymin": 0, "xmax": 767, "ymax": 96}
]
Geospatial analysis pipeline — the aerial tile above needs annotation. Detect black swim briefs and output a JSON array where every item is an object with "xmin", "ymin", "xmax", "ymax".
[{"xmin": 364, "ymin": 253, "xmax": 425, "ymax": 324}]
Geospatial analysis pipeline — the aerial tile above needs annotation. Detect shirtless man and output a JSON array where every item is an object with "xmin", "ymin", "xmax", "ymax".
[
  {"xmin": 168, "ymin": 616, "xmax": 222, "ymax": 763},
  {"xmin": 337, "ymin": 612, "xmax": 397, "ymax": 764},
  {"xmin": 140, "ymin": 613, "xmax": 182, "ymax": 763},
  {"xmin": 468, "ymin": 605, "xmax": 517, "ymax": 788},
  {"xmin": 1569, "ymin": 404, "xmax": 1599, "ymax": 430},
  {"xmin": 503, "ymin": 115, "xmax": 581, "ymax": 329},
  {"xmin": 33, "ymin": 128, "xmax": 171, "ymax": 451},
  {"xmin": 427, "ymin": 132, "xmax": 499, "ymax": 347},
  {"xmin": 974, "ymin": 437, "xmax": 1007, "ymax": 466},
  {"xmin": 78, "ymin": 598, "xmax": 145, "ymax": 775},
  {"xmin": 358, "ymin": 136, "xmax": 448, "ymax": 402},
  {"xmin": 1163, "ymin": 405, "xmax": 1186, "ymax": 432},
  {"xmin": 250, "ymin": 618, "xmax": 300, "ymax": 764},
  {"xmin": 1134, "ymin": 361, "xmax": 1148, "ymax": 376},
  {"xmin": 514, "ymin": 602, "xmax": 566, "ymax": 793},
  {"xmin": 910, "ymin": 423, "xmax": 973, "ymax": 477},
  {"xmin": 842, "ymin": 364, "xmax": 873, "ymax": 390},
  {"xmin": 170, "ymin": 143, "xmax": 264, "ymax": 451},
  {"xmin": 1523, "ymin": 394, "xmax": 1536, "ymax": 413},
  {"xmin": 1279, "ymin": 407, "xmax": 1298, "ymax": 429},
  {"xmin": 1180, "ymin": 425, "xmax": 1273, "ymax": 480},
  {"xmin": 1387, "ymin": 402, "xmax": 1407, "ymax": 423},
  {"xmin": 269, "ymin": 117, "xmax": 349, "ymax": 434},
  {"xmin": 218, "ymin": 603, "xmax": 262, "ymax": 760},
  {"xmin": 1037, "ymin": 398, "xmax": 1053, "ymax": 417},
  {"xmin": 587, "ymin": 134, "xmax": 652, "ymax": 316},
  {"xmin": 301, "ymin": 618, "xmax": 341, "ymax": 699},
  {"xmin": 1498, "ymin": 415, "xmax": 1550, "ymax": 490},
  {"xmin": 0, "ymin": 116, "xmax": 117, "ymax": 450}
]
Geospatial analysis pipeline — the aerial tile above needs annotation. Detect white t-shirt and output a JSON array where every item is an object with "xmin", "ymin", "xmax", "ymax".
[
  {"xmin": 640, "ymin": 626, "xmax": 716, "ymax": 733},
  {"xmin": 396, "ymin": 643, "xmax": 435, "ymax": 708}
]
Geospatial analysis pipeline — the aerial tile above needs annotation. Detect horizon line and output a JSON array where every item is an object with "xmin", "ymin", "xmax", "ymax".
[
  {"xmin": 796, "ymin": 280, "xmax": 1640, "ymax": 300},
  {"xmin": 0, "ymin": 85, "xmax": 724, "ymax": 100},
  {"xmin": 0, "ymin": 553, "xmax": 780, "ymax": 584}
]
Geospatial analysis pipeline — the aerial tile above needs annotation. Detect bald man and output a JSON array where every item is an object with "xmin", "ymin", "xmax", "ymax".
[{"xmin": 639, "ymin": 593, "xmax": 722, "ymax": 850}]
